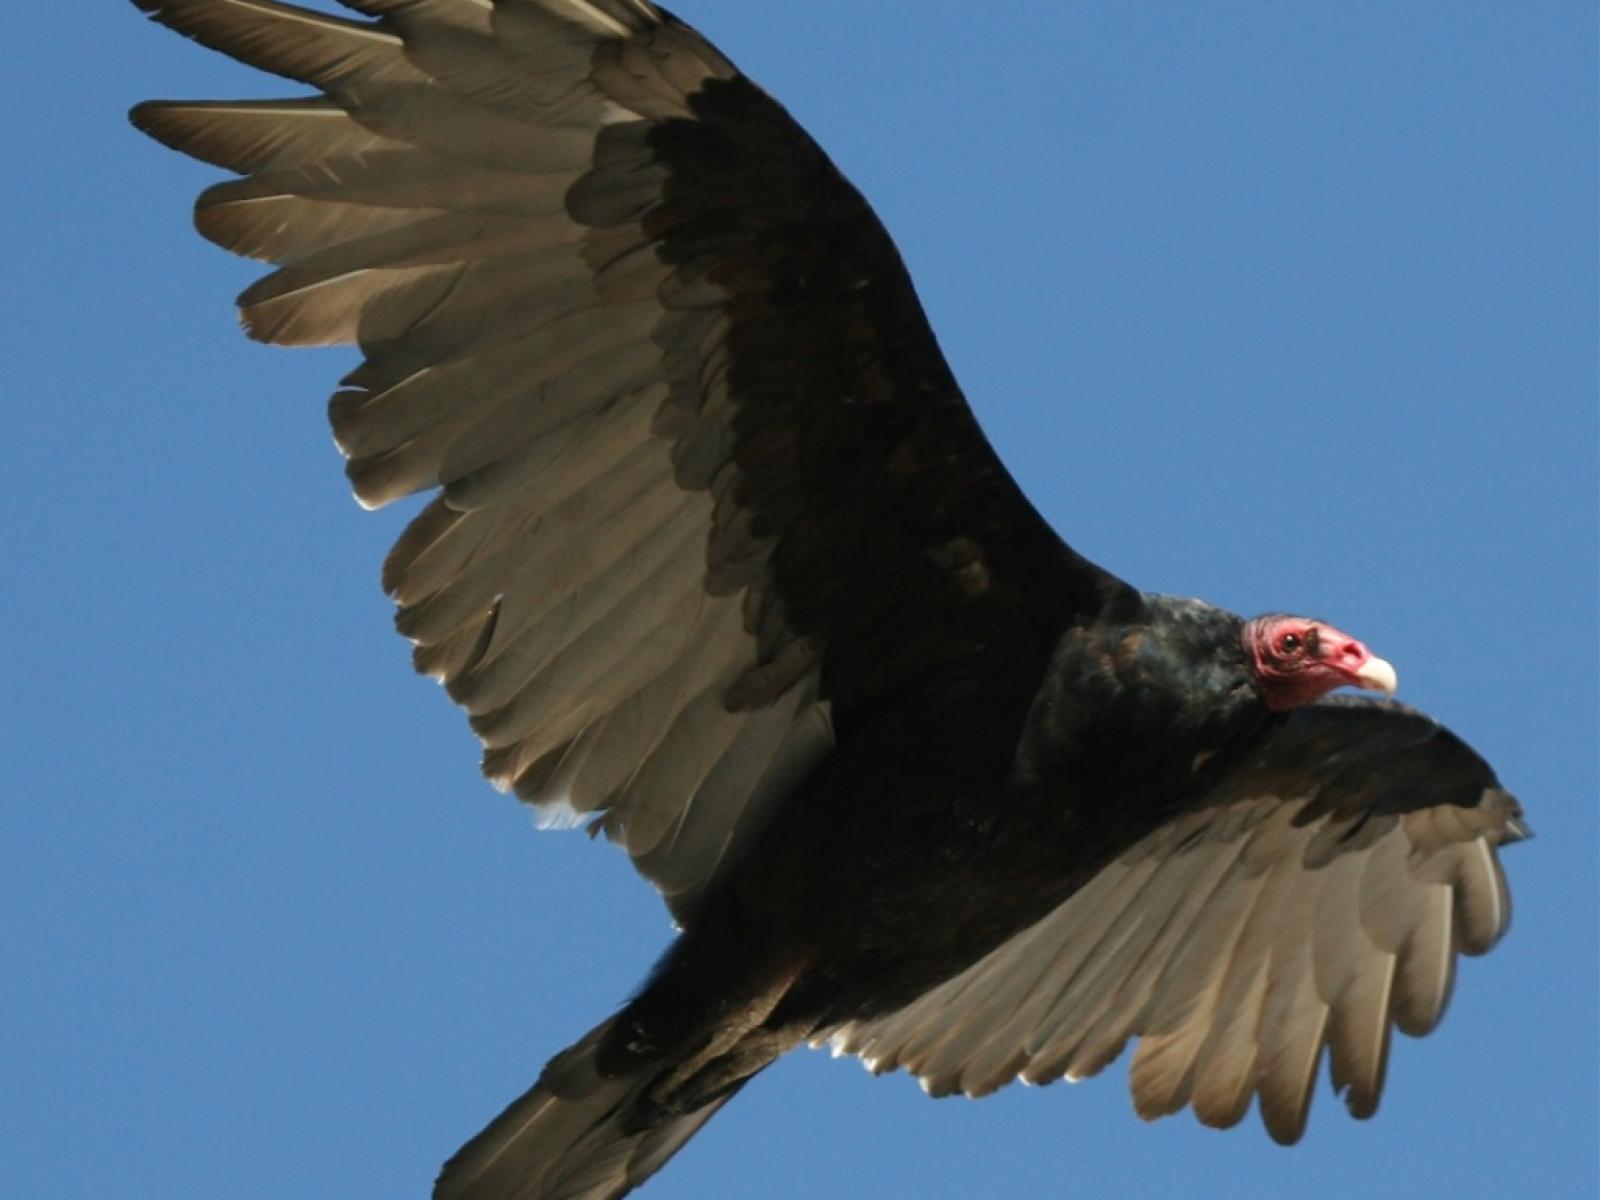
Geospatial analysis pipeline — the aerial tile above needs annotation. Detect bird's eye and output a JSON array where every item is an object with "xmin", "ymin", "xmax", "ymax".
[{"xmin": 1279, "ymin": 633, "xmax": 1303, "ymax": 654}]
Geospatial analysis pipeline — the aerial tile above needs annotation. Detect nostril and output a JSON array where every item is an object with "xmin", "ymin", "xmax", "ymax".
[{"xmin": 1337, "ymin": 640, "xmax": 1367, "ymax": 667}]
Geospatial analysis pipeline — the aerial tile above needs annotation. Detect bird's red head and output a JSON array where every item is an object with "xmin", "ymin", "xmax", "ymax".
[{"xmin": 1242, "ymin": 614, "xmax": 1398, "ymax": 711}]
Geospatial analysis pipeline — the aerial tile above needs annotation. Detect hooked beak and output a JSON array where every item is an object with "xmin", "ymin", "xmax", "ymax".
[
  {"xmin": 1319, "ymin": 626, "xmax": 1399, "ymax": 695},
  {"xmin": 1351, "ymin": 654, "xmax": 1399, "ymax": 695}
]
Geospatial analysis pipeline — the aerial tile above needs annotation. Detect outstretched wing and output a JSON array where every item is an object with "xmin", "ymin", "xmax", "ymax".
[
  {"xmin": 131, "ymin": 0, "xmax": 1126, "ymax": 917},
  {"xmin": 822, "ymin": 699, "xmax": 1527, "ymax": 1143}
]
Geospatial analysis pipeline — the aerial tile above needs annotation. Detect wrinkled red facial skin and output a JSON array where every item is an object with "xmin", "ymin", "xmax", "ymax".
[{"xmin": 1242, "ymin": 614, "xmax": 1382, "ymax": 711}]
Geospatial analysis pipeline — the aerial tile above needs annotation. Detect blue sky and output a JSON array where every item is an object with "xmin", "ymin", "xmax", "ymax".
[{"xmin": 4, "ymin": 3, "xmax": 1595, "ymax": 1198}]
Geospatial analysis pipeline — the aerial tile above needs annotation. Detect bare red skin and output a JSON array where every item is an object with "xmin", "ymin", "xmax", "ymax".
[{"xmin": 1242, "ymin": 614, "xmax": 1397, "ymax": 711}]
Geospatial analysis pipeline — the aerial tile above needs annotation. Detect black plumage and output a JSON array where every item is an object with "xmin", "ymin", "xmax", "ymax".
[{"xmin": 129, "ymin": 3, "xmax": 1527, "ymax": 1198}]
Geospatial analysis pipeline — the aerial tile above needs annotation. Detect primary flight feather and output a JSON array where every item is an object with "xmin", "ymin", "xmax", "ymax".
[{"xmin": 129, "ymin": 2, "xmax": 1527, "ymax": 1197}]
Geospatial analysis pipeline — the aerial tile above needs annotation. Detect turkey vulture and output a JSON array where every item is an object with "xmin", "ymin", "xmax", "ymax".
[{"xmin": 129, "ymin": 2, "xmax": 1527, "ymax": 1198}]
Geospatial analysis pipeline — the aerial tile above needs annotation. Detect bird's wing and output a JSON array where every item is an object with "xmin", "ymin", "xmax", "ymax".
[
  {"xmin": 131, "ymin": 0, "xmax": 1124, "ymax": 918},
  {"xmin": 821, "ymin": 699, "xmax": 1527, "ymax": 1143}
]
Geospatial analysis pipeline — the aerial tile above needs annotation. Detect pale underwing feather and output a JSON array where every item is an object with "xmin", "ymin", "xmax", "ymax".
[
  {"xmin": 137, "ymin": 0, "xmax": 835, "ymax": 919},
  {"xmin": 130, "ymin": 99, "xmax": 398, "ymax": 174},
  {"xmin": 828, "ymin": 755, "xmax": 1519, "ymax": 1144}
]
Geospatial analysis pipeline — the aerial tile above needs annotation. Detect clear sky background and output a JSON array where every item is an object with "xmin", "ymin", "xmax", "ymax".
[{"xmin": 4, "ymin": 3, "xmax": 1595, "ymax": 1198}]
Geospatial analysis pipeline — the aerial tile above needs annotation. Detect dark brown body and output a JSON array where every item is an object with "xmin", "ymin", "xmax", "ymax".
[{"xmin": 604, "ymin": 600, "xmax": 1271, "ymax": 1107}]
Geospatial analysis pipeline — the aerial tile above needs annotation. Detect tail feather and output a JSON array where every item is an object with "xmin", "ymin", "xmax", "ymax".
[{"xmin": 434, "ymin": 1018, "xmax": 739, "ymax": 1200}]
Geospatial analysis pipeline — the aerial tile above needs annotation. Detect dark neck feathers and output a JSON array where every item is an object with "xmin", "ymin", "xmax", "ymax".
[{"xmin": 1012, "ymin": 595, "xmax": 1267, "ymax": 798}]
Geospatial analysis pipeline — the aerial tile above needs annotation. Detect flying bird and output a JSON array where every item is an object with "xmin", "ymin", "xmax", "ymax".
[{"xmin": 130, "ymin": 2, "xmax": 1527, "ymax": 1197}]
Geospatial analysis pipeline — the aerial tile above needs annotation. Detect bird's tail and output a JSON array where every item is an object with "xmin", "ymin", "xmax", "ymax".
[{"xmin": 433, "ymin": 1017, "xmax": 742, "ymax": 1200}]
